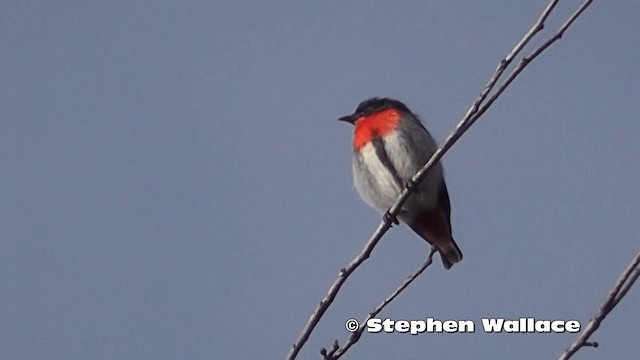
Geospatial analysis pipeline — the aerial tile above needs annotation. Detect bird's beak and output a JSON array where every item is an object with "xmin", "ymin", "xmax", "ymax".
[{"xmin": 338, "ymin": 114, "xmax": 356, "ymax": 124}]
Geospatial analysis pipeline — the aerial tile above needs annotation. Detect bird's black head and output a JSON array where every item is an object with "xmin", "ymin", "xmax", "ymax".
[{"xmin": 338, "ymin": 97, "xmax": 411, "ymax": 125}]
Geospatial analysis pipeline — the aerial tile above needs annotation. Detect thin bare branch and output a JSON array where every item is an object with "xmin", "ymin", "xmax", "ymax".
[
  {"xmin": 322, "ymin": 248, "xmax": 437, "ymax": 359},
  {"xmin": 388, "ymin": 0, "xmax": 595, "ymax": 232},
  {"xmin": 612, "ymin": 261, "xmax": 640, "ymax": 306},
  {"xmin": 456, "ymin": 0, "xmax": 595, "ymax": 142},
  {"xmin": 461, "ymin": 0, "xmax": 559, "ymax": 134},
  {"xmin": 558, "ymin": 250, "xmax": 640, "ymax": 360},
  {"xmin": 286, "ymin": 1, "xmax": 596, "ymax": 358},
  {"xmin": 286, "ymin": 220, "xmax": 391, "ymax": 360}
]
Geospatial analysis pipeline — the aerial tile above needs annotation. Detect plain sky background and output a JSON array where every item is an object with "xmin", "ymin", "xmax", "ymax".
[{"xmin": 2, "ymin": 1, "xmax": 639, "ymax": 359}]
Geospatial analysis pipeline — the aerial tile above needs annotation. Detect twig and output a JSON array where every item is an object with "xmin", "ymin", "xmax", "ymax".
[
  {"xmin": 286, "ymin": 220, "xmax": 392, "ymax": 360},
  {"xmin": 558, "ymin": 250, "xmax": 640, "ymax": 360},
  {"xmin": 459, "ymin": 0, "xmax": 559, "ymax": 134},
  {"xmin": 466, "ymin": 0, "xmax": 595, "ymax": 132},
  {"xmin": 286, "ymin": 1, "xmax": 596, "ymax": 359},
  {"xmin": 322, "ymin": 248, "xmax": 437, "ymax": 359}
]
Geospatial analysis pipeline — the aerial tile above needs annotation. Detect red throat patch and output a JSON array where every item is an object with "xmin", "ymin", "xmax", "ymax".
[{"xmin": 353, "ymin": 109, "xmax": 402, "ymax": 150}]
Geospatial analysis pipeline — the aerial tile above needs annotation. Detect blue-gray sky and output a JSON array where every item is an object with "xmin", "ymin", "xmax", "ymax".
[{"xmin": 2, "ymin": 1, "xmax": 639, "ymax": 359}]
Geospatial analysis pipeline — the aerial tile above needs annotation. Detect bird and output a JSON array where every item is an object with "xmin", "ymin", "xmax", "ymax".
[{"xmin": 339, "ymin": 97, "xmax": 462, "ymax": 269}]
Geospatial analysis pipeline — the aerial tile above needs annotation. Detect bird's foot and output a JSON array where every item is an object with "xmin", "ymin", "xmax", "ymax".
[
  {"xmin": 405, "ymin": 179, "xmax": 420, "ymax": 193},
  {"xmin": 384, "ymin": 211, "xmax": 400, "ymax": 226}
]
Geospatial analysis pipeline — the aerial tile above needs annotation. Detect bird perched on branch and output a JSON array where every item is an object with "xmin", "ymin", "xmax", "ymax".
[{"xmin": 339, "ymin": 97, "xmax": 462, "ymax": 269}]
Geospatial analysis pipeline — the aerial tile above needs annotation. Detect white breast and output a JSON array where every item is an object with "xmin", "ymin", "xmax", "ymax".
[{"xmin": 352, "ymin": 142, "xmax": 403, "ymax": 212}]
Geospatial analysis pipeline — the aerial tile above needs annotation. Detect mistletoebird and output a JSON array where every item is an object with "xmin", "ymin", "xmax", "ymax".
[{"xmin": 339, "ymin": 97, "xmax": 462, "ymax": 269}]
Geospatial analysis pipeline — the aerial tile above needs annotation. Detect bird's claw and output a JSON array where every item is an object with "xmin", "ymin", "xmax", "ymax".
[
  {"xmin": 405, "ymin": 179, "xmax": 420, "ymax": 193},
  {"xmin": 384, "ymin": 211, "xmax": 400, "ymax": 225}
]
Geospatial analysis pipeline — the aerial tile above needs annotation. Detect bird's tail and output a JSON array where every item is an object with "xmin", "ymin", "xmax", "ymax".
[
  {"xmin": 438, "ymin": 238, "xmax": 463, "ymax": 270},
  {"xmin": 407, "ymin": 208, "xmax": 463, "ymax": 270}
]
